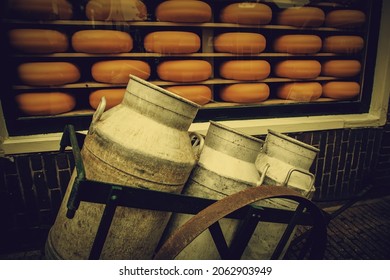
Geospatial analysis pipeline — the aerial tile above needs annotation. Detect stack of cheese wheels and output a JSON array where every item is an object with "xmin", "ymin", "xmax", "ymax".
[
  {"xmin": 89, "ymin": 88, "xmax": 125, "ymax": 110},
  {"xmin": 321, "ymin": 60, "xmax": 362, "ymax": 77},
  {"xmin": 276, "ymin": 7, "xmax": 325, "ymax": 27},
  {"xmin": 85, "ymin": 0, "xmax": 147, "ymax": 21},
  {"xmin": 8, "ymin": 0, "xmax": 73, "ymax": 20},
  {"xmin": 219, "ymin": 2, "xmax": 272, "ymax": 25},
  {"xmin": 214, "ymin": 32, "xmax": 266, "ymax": 54},
  {"xmin": 155, "ymin": 0, "xmax": 212, "ymax": 23},
  {"xmin": 144, "ymin": 31, "xmax": 201, "ymax": 54},
  {"xmin": 164, "ymin": 85, "xmax": 212, "ymax": 105},
  {"xmin": 277, "ymin": 82, "xmax": 322, "ymax": 101},
  {"xmin": 219, "ymin": 83, "xmax": 270, "ymax": 103},
  {"xmin": 273, "ymin": 34, "xmax": 322, "ymax": 54},
  {"xmin": 322, "ymin": 35, "xmax": 364, "ymax": 54},
  {"xmin": 72, "ymin": 30, "xmax": 133, "ymax": 54},
  {"xmin": 157, "ymin": 60, "xmax": 212, "ymax": 82},
  {"xmin": 322, "ymin": 81, "xmax": 360, "ymax": 99},
  {"xmin": 325, "ymin": 9, "xmax": 366, "ymax": 28},
  {"xmin": 91, "ymin": 60, "xmax": 150, "ymax": 84},
  {"xmin": 219, "ymin": 60, "xmax": 271, "ymax": 81},
  {"xmin": 274, "ymin": 60, "xmax": 322, "ymax": 79},
  {"xmin": 8, "ymin": 29, "xmax": 69, "ymax": 54},
  {"xmin": 15, "ymin": 92, "xmax": 76, "ymax": 115},
  {"xmin": 17, "ymin": 62, "xmax": 80, "ymax": 86}
]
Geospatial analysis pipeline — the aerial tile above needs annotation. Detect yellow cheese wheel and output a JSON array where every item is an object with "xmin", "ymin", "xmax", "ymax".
[
  {"xmin": 15, "ymin": 92, "xmax": 76, "ymax": 116},
  {"xmin": 91, "ymin": 60, "xmax": 150, "ymax": 84},
  {"xmin": 219, "ymin": 83, "xmax": 270, "ymax": 103},
  {"xmin": 277, "ymin": 82, "xmax": 322, "ymax": 101},
  {"xmin": 89, "ymin": 88, "xmax": 125, "ymax": 110},
  {"xmin": 321, "ymin": 60, "xmax": 362, "ymax": 77},
  {"xmin": 155, "ymin": 0, "xmax": 212, "ymax": 23},
  {"xmin": 220, "ymin": 2, "xmax": 272, "ymax": 25},
  {"xmin": 325, "ymin": 9, "xmax": 366, "ymax": 28},
  {"xmin": 322, "ymin": 81, "xmax": 360, "ymax": 99},
  {"xmin": 72, "ymin": 30, "xmax": 133, "ymax": 54},
  {"xmin": 143, "ymin": 31, "xmax": 201, "ymax": 54},
  {"xmin": 8, "ymin": 29, "xmax": 69, "ymax": 54},
  {"xmin": 214, "ymin": 32, "xmax": 266, "ymax": 54},
  {"xmin": 157, "ymin": 60, "xmax": 212, "ymax": 82},
  {"xmin": 85, "ymin": 0, "xmax": 147, "ymax": 21},
  {"xmin": 274, "ymin": 60, "xmax": 322, "ymax": 79},
  {"xmin": 273, "ymin": 35, "xmax": 322, "ymax": 54},
  {"xmin": 276, "ymin": 7, "xmax": 325, "ymax": 27},
  {"xmin": 219, "ymin": 60, "xmax": 271, "ymax": 81},
  {"xmin": 165, "ymin": 85, "xmax": 212, "ymax": 105},
  {"xmin": 323, "ymin": 36, "xmax": 364, "ymax": 54},
  {"xmin": 17, "ymin": 62, "xmax": 80, "ymax": 86},
  {"xmin": 8, "ymin": 0, "xmax": 73, "ymax": 20}
]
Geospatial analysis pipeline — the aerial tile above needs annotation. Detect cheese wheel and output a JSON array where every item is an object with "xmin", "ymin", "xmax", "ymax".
[
  {"xmin": 157, "ymin": 60, "xmax": 212, "ymax": 82},
  {"xmin": 220, "ymin": 2, "xmax": 272, "ymax": 25},
  {"xmin": 219, "ymin": 83, "xmax": 270, "ymax": 103},
  {"xmin": 277, "ymin": 82, "xmax": 322, "ymax": 101},
  {"xmin": 214, "ymin": 32, "xmax": 266, "ymax": 54},
  {"xmin": 321, "ymin": 60, "xmax": 362, "ymax": 77},
  {"xmin": 8, "ymin": 29, "xmax": 69, "ymax": 54},
  {"xmin": 91, "ymin": 60, "xmax": 150, "ymax": 84},
  {"xmin": 15, "ymin": 92, "xmax": 76, "ymax": 116},
  {"xmin": 219, "ymin": 60, "xmax": 271, "ymax": 81},
  {"xmin": 144, "ymin": 31, "xmax": 201, "ymax": 54},
  {"xmin": 323, "ymin": 36, "xmax": 364, "ymax": 54},
  {"xmin": 276, "ymin": 7, "xmax": 325, "ymax": 27},
  {"xmin": 325, "ymin": 10, "xmax": 366, "ymax": 28},
  {"xmin": 274, "ymin": 60, "xmax": 322, "ymax": 79},
  {"xmin": 8, "ymin": 0, "xmax": 73, "ymax": 20},
  {"xmin": 165, "ymin": 85, "xmax": 212, "ymax": 105},
  {"xmin": 155, "ymin": 1, "xmax": 212, "ymax": 23},
  {"xmin": 85, "ymin": 0, "xmax": 147, "ymax": 21},
  {"xmin": 72, "ymin": 30, "xmax": 133, "ymax": 54},
  {"xmin": 273, "ymin": 35, "xmax": 322, "ymax": 54},
  {"xmin": 17, "ymin": 62, "xmax": 80, "ymax": 86},
  {"xmin": 322, "ymin": 81, "xmax": 360, "ymax": 99},
  {"xmin": 89, "ymin": 88, "xmax": 125, "ymax": 110}
]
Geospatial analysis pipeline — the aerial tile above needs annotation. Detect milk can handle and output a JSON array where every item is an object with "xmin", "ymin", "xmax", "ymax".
[
  {"xmin": 89, "ymin": 97, "xmax": 106, "ymax": 134},
  {"xmin": 283, "ymin": 168, "xmax": 316, "ymax": 194},
  {"xmin": 257, "ymin": 163, "xmax": 270, "ymax": 186},
  {"xmin": 189, "ymin": 131, "xmax": 205, "ymax": 161}
]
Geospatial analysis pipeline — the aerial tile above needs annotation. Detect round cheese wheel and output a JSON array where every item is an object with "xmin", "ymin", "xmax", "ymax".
[
  {"xmin": 220, "ymin": 2, "xmax": 272, "ymax": 25},
  {"xmin": 144, "ymin": 31, "xmax": 201, "ymax": 54},
  {"xmin": 91, "ymin": 60, "xmax": 151, "ymax": 84},
  {"xmin": 165, "ymin": 85, "xmax": 212, "ymax": 105},
  {"xmin": 85, "ymin": 0, "xmax": 147, "ymax": 21},
  {"xmin": 274, "ymin": 60, "xmax": 322, "ymax": 79},
  {"xmin": 89, "ymin": 88, "xmax": 125, "ymax": 110},
  {"xmin": 322, "ymin": 36, "xmax": 364, "ymax": 54},
  {"xmin": 155, "ymin": 0, "xmax": 212, "ymax": 23},
  {"xmin": 9, "ymin": 0, "xmax": 73, "ymax": 20},
  {"xmin": 15, "ymin": 92, "xmax": 76, "ymax": 116},
  {"xmin": 276, "ymin": 7, "xmax": 325, "ymax": 27},
  {"xmin": 8, "ymin": 29, "xmax": 69, "ymax": 54},
  {"xmin": 325, "ymin": 9, "xmax": 366, "ymax": 28},
  {"xmin": 72, "ymin": 30, "xmax": 133, "ymax": 54},
  {"xmin": 277, "ymin": 82, "xmax": 322, "ymax": 101},
  {"xmin": 17, "ymin": 62, "xmax": 80, "ymax": 86},
  {"xmin": 219, "ymin": 83, "xmax": 270, "ymax": 103},
  {"xmin": 321, "ymin": 60, "xmax": 362, "ymax": 77},
  {"xmin": 322, "ymin": 81, "xmax": 360, "ymax": 99},
  {"xmin": 273, "ymin": 35, "xmax": 322, "ymax": 54},
  {"xmin": 214, "ymin": 32, "xmax": 266, "ymax": 54},
  {"xmin": 219, "ymin": 60, "xmax": 270, "ymax": 81},
  {"xmin": 157, "ymin": 60, "xmax": 212, "ymax": 82}
]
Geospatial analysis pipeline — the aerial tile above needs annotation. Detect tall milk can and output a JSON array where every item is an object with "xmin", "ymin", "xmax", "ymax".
[{"xmin": 46, "ymin": 75, "xmax": 200, "ymax": 259}]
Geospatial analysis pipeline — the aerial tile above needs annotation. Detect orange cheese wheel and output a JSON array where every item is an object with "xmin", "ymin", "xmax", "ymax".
[
  {"xmin": 165, "ymin": 85, "xmax": 212, "ymax": 105},
  {"xmin": 157, "ymin": 60, "xmax": 212, "ymax": 82},
  {"xmin": 8, "ymin": 0, "xmax": 73, "ymax": 20},
  {"xmin": 277, "ymin": 82, "xmax": 322, "ymax": 101},
  {"xmin": 276, "ymin": 7, "xmax": 325, "ymax": 27},
  {"xmin": 91, "ymin": 60, "xmax": 151, "ymax": 84},
  {"xmin": 273, "ymin": 35, "xmax": 322, "ymax": 54},
  {"xmin": 15, "ymin": 92, "xmax": 76, "ymax": 115},
  {"xmin": 155, "ymin": 0, "xmax": 212, "ymax": 23},
  {"xmin": 322, "ymin": 81, "xmax": 360, "ymax": 99},
  {"xmin": 219, "ymin": 60, "xmax": 270, "ymax": 81},
  {"xmin": 325, "ymin": 10, "xmax": 366, "ymax": 28},
  {"xmin": 72, "ymin": 30, "xmax": 133, "ymax": 54},
  {"xmin": 219, "ymin": 83, "xmax": 270, "ymax": 103},
  {"xmin": 214, "ymin": 32, "xmax": 266, "ymax": 54},
  {"xmin": 322, "ymin": 36, "xmax": 364, "ymax": 54},
  {"xmin": 8, "ymin": 29, "xmax": 69, "ymax": 54},
  {"xmin": 85, "ymin": 0, "xmax": 147, "ymax": 21},
  {"xmin": 274, "ymin": 60, "xmax": 322, "ymax": 79},
  {"xmin": 17, "ymin": 62, "xmax": 80, "ymax": 86},
  {"xmin": 144, "ymin": 31, "xmax": 201, "ymax": 54},
  {"xmin": 220, "ymin": 2, "xmax": 272, "ymax": 25},
  {"xmin": 321, "ymin": 60, "xmax": 362, "ymax": 77},
  {"xmin": 89, "ymin": 88, "xmax": 125, "ymax": 110}
]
